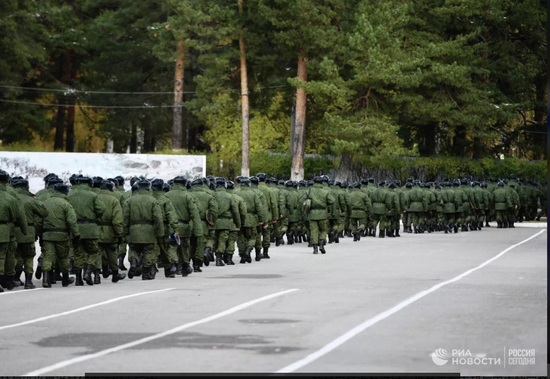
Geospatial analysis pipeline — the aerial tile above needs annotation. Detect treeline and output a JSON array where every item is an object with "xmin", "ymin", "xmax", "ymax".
[{"xmin": 0, "ymin": 0, "xmax": 546, "ymax": 175}]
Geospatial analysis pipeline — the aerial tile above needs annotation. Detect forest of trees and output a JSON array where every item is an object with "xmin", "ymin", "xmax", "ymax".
[{"xmin": 0, "ymin": 0, "xmax": 546, "ymax": 178}]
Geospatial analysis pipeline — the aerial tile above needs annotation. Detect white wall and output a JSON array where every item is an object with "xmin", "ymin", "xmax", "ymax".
[{"xmin": 0, "ymin": 152, "xmax": 206, "ymax": 193}]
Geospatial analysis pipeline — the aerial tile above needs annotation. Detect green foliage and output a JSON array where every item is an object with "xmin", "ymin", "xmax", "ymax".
[{"xmin": 358, "ymin": 156, "xmax": 546, "ymax": 182}]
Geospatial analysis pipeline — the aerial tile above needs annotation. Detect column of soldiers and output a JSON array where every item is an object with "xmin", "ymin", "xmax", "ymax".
[{"xmin": 0, "ymin": 170, "xmax": 545, "ymax": 291}]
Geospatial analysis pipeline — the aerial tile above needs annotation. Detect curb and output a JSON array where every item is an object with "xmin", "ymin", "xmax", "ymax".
[{"xmin": 488, "ymin": 222, "xmax": 547, "ymax": 229}]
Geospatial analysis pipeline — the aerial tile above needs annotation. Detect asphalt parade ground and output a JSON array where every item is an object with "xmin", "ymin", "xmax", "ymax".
[{"xmin": 1, "ymin": 227, "xmax": 546, "ymax": 376}]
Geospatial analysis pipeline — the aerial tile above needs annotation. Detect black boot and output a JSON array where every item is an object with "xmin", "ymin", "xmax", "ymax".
[
  {"xmin": 75, "ymin": 269, "xmax": 84, "ymax": 286},
  {"xmin": 353, "ymin": 230, "xmax": 359, "ymax": 242},
  {"xmin": 485, "ymin": 221, "xmax": 490, "ymax": 227},
  {"xmin": 395, "ymin": 229, "xmax": 401, "ymax": 237},
  {"xmin": 14, "ymin": 270, "xmax": 23, "ymax": 287},
  {"xmin": 128, "ymin": 259, "xmax": 138, "ymax": 279},
  {"xmin": 334, "ymin": 231, "xmax": 340, "ymax": 243},
  {"xmin": 497, "ymin": 221, "xmax": 502, "ymax": 228},
  {"xmin": 454, "ymin": 224, "xmax": 459, "ymax": 233},
  {"xmin": 83, "ymin": 265, "xmax": 94, "ymax": 286},
  {"xmin": 24, "ymin": 272, "xmax": 35, "ymax": 289},
  {"xmin": 112, "ymin": 269, "xmax": 126, "ymax": 283},
  {"xmin": 328, "ymin": 232, "xmax": 334, "ymax": 244},
  {"xmin": 239, "ymin": 255, "xmax": 247, "ymax": 264},
  {"xmin": 93, "ymin": 269, "xmax": 101, "ymax": 284},
  {"xmin": 42, "ymin": 271, "xmax": 51, "ymax": 288},
  {"xmin": 62, "ymin": 272, "xmax": 72, "ymax": 287},
  {"xmin": 193, "ymin": 259, "xmax": 203, "ymax": 273},
  {"xmin": 313, "ymin": 245, "xmax": 319, "ymax": 254},
  {"xmin": 295, "ymin": 233, "xmax": 301, "ymax": 243},
  {"xmin": 204, "ymin": 247, "xmax": 214, "ymax": 262},
  {"xmin": 287, "ymin": 231, "xmax": 294, "ymax": 245},
  {"xmin": 319, "ymin": 239, "xmax": 326, "ymax": 254},
  {"xmin": 118, "ymin": 256, "xmax": 127, "ymax": 271},
  {"xmin": 175, "ymin": 263, "xmax": 183, "ymax": 275},
  {"xmin": 386, "ymin": 228, "xmax": 394, "ymax": 238},
  {"xmin": 245, "ymin": 247, "xmax": 253, "ymax": 263},
  {"xmin": 345, "ymin": 229, "xmax": 352, "ymax": 238},
  {"xmin": 503, "ymin": 221, "xmax": 509, "ymax": 228},
  {"xmin": 102, "ymin": 265, "xmax": 112, "ymax": 278},
  {"xmin": 510, "ymin": 221, "xmax": 515, "ymax": 228},
  {"xmin": 225, "ymin": 254, "xmax": 235, "ymax": 266},
  {"xmin": 6, "ymin": 275, "xmax": 16, "ymax": 290},
  {"xmin": 55, "ymin": 269, "xmax": 63, "ymax": 282},
  {"xmin": 164, "ymin": 265, "xmax": 176, "ymax": 278},
  {"xmin": 141, "ymin": 266, "xmax": 152, "ymax": 280},
  {"xmin": 379, "ymin": 229, "xmax": 385, "ymax": 238},
  {"xmin": 255, "ymin": 248, "xmax": 262, "ymax": 262},
  {"xmin": 215, "ymin": 253, "xmax": 225, "ymax": 266},
  {"xmin": 262, "ymin": 247, "xmax": 270, "ymax": 259},
  {"xmin": 50, "ymin": 270, "xmax": 57, "ymax": 285},
  {"xmin": 35, "ymin": 258, "xmax": 43, "ymax": 280}
]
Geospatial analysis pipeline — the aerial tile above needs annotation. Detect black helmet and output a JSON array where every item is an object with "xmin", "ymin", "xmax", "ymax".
[
  {"xmin": 321, "ymin": 175, "xmax": 330, "ymax": 183},
  {"xmin": 53, "ymin": 183, "xmax": 70, "ymax": 195},
  {"xmin": 249, "ymin": 176, "xmax": 259, "ymax": 185},
  {"xmin": 395, "ymin": 180, "xmax": 402, "ymax": 186},
  {"xmin": 206, "ymin": 175, "xmax": 215, "ymax": 180},
  {"xmin": 256, "ymin": 173, "xmax": 267, "ymax": 182},
  {"xmin": 497, "ymin": 181, "xmax": 504, "ymax": 187},
  {"xmin": 48, "ymin": 177, "xmax": 64, "ymax": 188},
  {"xmin": 162, "ymin": 183, "xmax": 171, "ymax": 192},
  {"xmin": 191, "ymin": 178, "xmax": 203, "ymax": 186},
  {"xmin": 378, "ymin": 180, "xmax": 386, "ymax": 186},
  {"xmin": 12, "ymin": 179, "xmax": 29, "ymax": 190},
  {"xmin": 77, "ymin": 176, "xmax": 93, "ymax": 187},
  {"xmin": 69, "ymin": 174, "xmax": 79, "ymax": 185},
  {"xmin": 278, "ymin": 180, "xmax": 285, "ymax": 186},
  {"xmin": 267, "ymin": 177, "xmax": 278, "ymax": 184},
  {"xmin": 240, "ymin": 178, "xmax": 251, "ymax": 186},
  {"xmin": 368, "ymin": 178, "xmax": 375, "ymax": 184},
  {"xmin": 43, "ymin": 173, "xmax": 57, "ymax": 183},
  {"xmin": 328, "ymin": 179, "xmax": 335, "ymax": 186},
  {"xmin": 216, "ymin": 178, "xmax": 226, "ymax": 188},
  {"xmin": 452, "ymin": 179, "xmax": 460, "ymax": 187},
  {"xmin": 360, "ymin": 178, "xmax": 369, "ymax": 185},
  {"xmin": 406, "ymin": 177, "xmax": 413, "ymax": 183},
  {"xmin": 353, "ymin": 182, "xmax": 362, "ymax": 189},
  {"xmin": 334, "ymin": 180, "xmax": 341, "ymax": 186},
  {"xmin": 173, "ymin": 176, "xmax": 187, "ymax": 185},
  {"xmin": 405, "ymin": 182, "xmax": 413, "ymax": 188},
  {"xmin": 226, "ymin": 181, "xmax": 235, "ymax": 190},
  {"xmin": 340, "ymin": 181, "xmax": 348, "ymax": 188},
  {"xmin": 137, "ymin": 179, "xmax": 151, "ymax": 190},
  {"xmin": 510, "ymin": 174, "xmax": 517, "ymax": 180},
  {"xmin": 308, "ymin": 180, "xmax": 314, "ymax": 186},
  {"xmin": 284, "ymin": 180, "xmax": 293, "ymax": 187},
  {"xmin": 0, "ymin": 170, "xmax": 10, "ymax": 183},
  {"xmin": 313, "ymin": 176, "xmax": 323, "ymax": 183},
  {"xmin": 114, "ymin": 176, "xmax": 125, "ymax": 186},
  {"xmin": 130, "ymin": 177, "xmax": 140, "ymax": 187},
  {"xmin": 388, "ymin": 182, "xmax": 396, "ymax": 189},
  {"xmin": 100, "ymin": 180, "xmax": 115, "ymax": 191},
  {"xmin": 235, "ymin": 176, "xmax": 243, "ymax": 184},
  {"xmin": 151, "ymin": 178, "xmax": 164, "ymax": 191},
  {"xmin": 92, "ymin": 176, "xmax": 103, "ymax": 188}
]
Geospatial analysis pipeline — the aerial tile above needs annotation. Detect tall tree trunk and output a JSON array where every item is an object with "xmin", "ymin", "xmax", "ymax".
[
  {"xmin": 54, "ymin": 101, "xmax": 66, "ymax": 151},
  {"xmin": 66, "ymin": 99, "xmax": 75, "ymax": 152},
  {"xmin": 335, "ymin": 154, "xmax": 353, "ymax": 182},
  {"xmin": 130, "ymin": 123, "xmax": 137, "ymax": 154},
  {"xmin": 289, "ymin": 101, "xmax": 295, "ymax": 154},
  {"xmin": 291, "ymin": 55, "xmax": 307, "ymax": 180},
  {"xmin": 172, "ymin": 38, "xmax": 186, "ymax": 151},
  {"xmin": 239, "ymin": 0, "xmax": 250, "ymax": 177},
  {"xmin": 54, "ymin": 52, "xmax": 71, "ymax": 150},
  {"xmin": 143, "ymin": 127, "xmax": 152, "ymax": 153}
]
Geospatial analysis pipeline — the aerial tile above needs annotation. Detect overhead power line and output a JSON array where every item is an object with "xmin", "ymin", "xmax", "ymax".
[{"xmin": 0, "ymin": 84, "xmax": 290, "ymax": 95}]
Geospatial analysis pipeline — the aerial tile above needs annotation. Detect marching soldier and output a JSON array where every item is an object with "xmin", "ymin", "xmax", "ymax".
[
  {"xmin": 40, "ymin": 183, "xmax": 79, "ymax": 288},
  {"xmin": 213, "ymin": 178, "xmax": 241, "ymax": 266},
  {"xmin": 305, "ymin": 176, "xmax": 334, "ymax": 254},
  {"xmin": 189, "ymin": 178, "xmax": 218, "ymax": 270},
  {"xmin": 97, "ymin": 180, "xmax": 126, "ymax": 283},
  {"xmin": 123, "ymin": 179, "xmax": 164, "ymax": 280},
  {"xmin": 347, "ymin": 182, "xmax": 372, "ymax": 241}
]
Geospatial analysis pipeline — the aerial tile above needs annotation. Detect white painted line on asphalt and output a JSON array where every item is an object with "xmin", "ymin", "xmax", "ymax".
[
  {"xmin": 23, "ymin": 288, "xmax": 299, "ymax": 376},
  {"xmin": 0, "ymin": 288, "xmax": 175, "ymax": 332},
  {"xmin": 0, "ymin": 288, "xmax": 45, "ymax": 296},
  {"xmin": 277, "ymin": 229, "xmax": 547, "ymax": 373}
]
